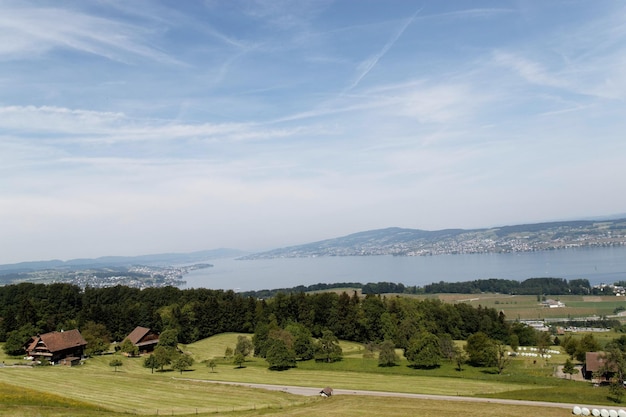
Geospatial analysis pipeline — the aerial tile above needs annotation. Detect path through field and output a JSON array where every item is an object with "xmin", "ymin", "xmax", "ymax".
[{"xmin": 175, "ymin": 378, "xmax": 599, "ymax": 411}]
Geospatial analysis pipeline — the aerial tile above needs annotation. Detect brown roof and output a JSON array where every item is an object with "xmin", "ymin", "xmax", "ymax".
[
  {"xmin": 37, "ymin": 329, "xmax": 87, "ymax": 353},
  {"xmin": 125, "ymin": 326, "xmax": 159, "ymax": 346},
  {"xmin": 586, "ymin": 352, "xmax": 617, "ymax": 373}
]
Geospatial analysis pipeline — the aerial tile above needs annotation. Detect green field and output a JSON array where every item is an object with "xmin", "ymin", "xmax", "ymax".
[
  {"xmin": 412, "ymin": 293, "xmax": 626, "ymax": 320},
  {"xmin": 0, "ymin": 331, "xmax": 621, "ymax": 417}
]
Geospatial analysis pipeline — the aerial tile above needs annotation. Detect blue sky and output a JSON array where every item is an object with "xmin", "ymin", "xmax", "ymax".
[{"xmin": 1, "ymin": 0, "xmax": 625, "ymax": 263}]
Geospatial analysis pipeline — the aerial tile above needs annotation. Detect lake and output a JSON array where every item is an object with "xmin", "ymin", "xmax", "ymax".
[{"xmin": 182, "ymin": 245, "xmax": 626, "ymax": 292}]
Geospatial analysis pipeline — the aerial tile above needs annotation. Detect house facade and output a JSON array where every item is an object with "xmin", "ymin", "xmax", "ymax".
[
  {"xmin": 25, "ymin": 329, "xmax": 87, "ymax": 364},
  {"xmin": 125, "ymin": 326, "xmax": 160, "ymax": 354}
]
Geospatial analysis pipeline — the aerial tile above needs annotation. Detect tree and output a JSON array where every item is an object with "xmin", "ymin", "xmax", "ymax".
[
  {"xmin": 81, "ymin": 321, "xmax": 110, "ymax": 356},
  {"xmin": 575, "ymin": 333, "xmax": 600, "ymax": 362},
  {"xmin": 610, "ymin": 380, "xmax": 625, "ymax": 403},
  {"xmin": 109, "ymin": 358, "xmax": 123, "ymax": 372},
  {"xmin": 143, "ymin": 354, "xmax": 159, "ymax": 374},
  {"xmin": 465, "ymin": 332, "xmax": 496, "ymax": 367},
  {"xmin": 153, "ymin": 346, "xmax": 174, "ymax": 371},
  {"xmin": 562, "ymin": 334, "xmax": 579, "ymax": 359},
  {"xmin": 438, "ymin": 334, "xmax": 456, "ymax": 361},
  {"xmin": 494, "ymin": 342, "xmax": 510, "ymax": 374},
  {"xmin": 508, "ymin": 334, "xmax": 519, "ymax": 353},
  {"xmin": 536, "ymin": 331, "xmax": 552, "ymax": 356},
  {"xmin": 563, "ymin": 358, "xmax": 579, "ymax": 379},
  {"xmin": 207, "ymin": 359, "xmax": 217, "ymax": 372},
  {"xmin": 378, "ymin": 340, "xmax": 399, "ymax": 367},
  {"xmin": 600, "ymin": 345, "xmax": 626, "ymax": 384},
  {"xmin": 3, "ymin": 324, "xmax": 38, "ymax": 356},
  {"xmin": 286, "ymin": 323, "xmax": 315, "ymax": 361},
  {"xmin": 405, "ymin": 332, "xmax": 442, "ymax": 369},
  {"xmin": 314, "ymin": 330, "xmax": 342, "ymax": 363},
  {"xmin": 453, "ymin": 346, "xmax": 467, "ymax": 371},
  {"xmin": 265, "ymin": 338, "xmax": 296, "ymax": 370},
  {"xmin": 118, "ymin": 338, "xmax": 139, "ymax": 357},
  {"xmin": 234, "ymin": 335, "xmax": 253, "ymax": 358},
  {"xmin": 157, "ymin": 329, "xmax": 179, "ymax": 349},
  {"xmin": 233, "ymin": 353, "xmax": 246, "ymax": 368},
  {"xmin": 172, "ymin": 353, "xmax": 194, "ymax": 374},
  {"xmin": 221, "ymin": 346, "xmax": 232, "ymax": 359}
]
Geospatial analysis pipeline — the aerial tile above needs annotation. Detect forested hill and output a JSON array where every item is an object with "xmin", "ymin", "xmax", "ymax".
[
  {"xmin": 241, "ymin": 218, "xmax": 626, "ymax": 259},
  {"xmin": 238, "ymin": 277, "xmax": 593, "ymax": 298},
  {"xmin": 0, "ymin": 248, "xmax": 246, "ymax": 274}
]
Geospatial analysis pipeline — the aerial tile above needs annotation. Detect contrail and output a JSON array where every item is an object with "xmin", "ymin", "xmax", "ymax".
[{"xmin": 346, "ymin": 7, "xmax": 422, "ymax": 92}]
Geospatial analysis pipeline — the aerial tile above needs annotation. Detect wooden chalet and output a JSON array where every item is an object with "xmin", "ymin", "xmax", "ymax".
[
  {"xmin": 25, "ymin": 329, "xmax": 87, "ymax": 364},
  {"xmin": 125, "ymin": 326, "xmax": 160, "ymax": 354},
  {"xmin": 583, "ymin": 352, "xmax": 615, "ymax": 381}
]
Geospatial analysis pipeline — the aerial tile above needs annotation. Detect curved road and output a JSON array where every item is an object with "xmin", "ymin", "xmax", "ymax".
[{"xmin": 175, "ymin": 378, "xmax": 605, "ymax": 411}]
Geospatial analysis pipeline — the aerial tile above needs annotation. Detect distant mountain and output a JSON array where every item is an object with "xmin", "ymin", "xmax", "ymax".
[
  {"xmin": 0, "ymin": 248, "xmax": 247, "ymax": 275},
  {"xmin": 241, "ymin": 219, "xmax": 626, "ymax": 259}
]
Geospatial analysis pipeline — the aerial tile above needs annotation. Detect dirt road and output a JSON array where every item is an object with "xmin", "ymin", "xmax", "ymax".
[{"xmin": 177, "ymin": 378, "xmax": 602, "ymax": 411}]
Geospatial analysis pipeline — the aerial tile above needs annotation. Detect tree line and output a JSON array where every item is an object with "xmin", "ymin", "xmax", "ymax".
[
  {"xmin": 423, "ymin": 277, "xmax": 592, "ymax": 295},
  {"xmin": 1, "ymin": 282, "xmax": 549, "ymax": 371}
]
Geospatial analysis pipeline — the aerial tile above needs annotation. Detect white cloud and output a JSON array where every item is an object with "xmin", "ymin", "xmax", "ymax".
[{"xmin": 0, "ymin": 3, "xmax": 179, "ymax": 64}]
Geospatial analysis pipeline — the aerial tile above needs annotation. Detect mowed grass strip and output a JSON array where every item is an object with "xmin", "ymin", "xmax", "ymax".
[
  {"xmin": 228, "ymin": 395, "xmax": 571, "ymax": 417},
  {"xmin": 0, "ymin": 360, "xmax": 310, "ymax": 415}
]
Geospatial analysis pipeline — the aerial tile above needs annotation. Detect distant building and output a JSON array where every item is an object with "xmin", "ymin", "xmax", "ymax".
[
  {"xmin": 25, "ymin": 329, "xmax": 87, "ymax": 364},
  {"xmin": 124, "ymin": 326, "xmax": 160, "ymax": 354},
  {"xmin": 542, "ymin": 299, "xmax": 565, "ymax": 308}
]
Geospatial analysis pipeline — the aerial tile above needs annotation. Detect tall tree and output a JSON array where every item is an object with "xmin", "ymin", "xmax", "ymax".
[
  {"xmin": 563, "ymin": 358, "xmax": 578, "ymax": 379},
  {"xmin": 3, "ymin": 324, "xmax": 39, "ymax": 356},
  {"xmin": 575, "ymin": 333, "xmax": 600, "ymax": 362},
  {"xmin": 405, "ymin": 331, "xmax": 442, "ymax": 369},
  {"xmin": 153, "ymin": 346, "xmax": 174, "ymax": 371},
  {"xmin": 494, "ymin": 342, "xmax": 510, "ymax": 374},
  {"xmin": 378, "ymin": 340, "xmax": 399, "ymax": 367},
  {"xmin": 265, "ymin": 338, "xmax": 296, "ymax": 370},
  {"xmin": 314, "ymin": 330, "xmax": 343, "ymax": 363},
  {"xmin": 453, "ymin": 346, "xmax": 467, "ymax": 371},
  {"xmin": 234, "ymin": 335, "xmax": 253, "ymax": 358},
  {"xmin": 143, "ymin": 354, "xmax": 159, "ymax": 374},
  {"xmin": 465, "ymin": 332, "xmax": 496, "ymax": 367}
]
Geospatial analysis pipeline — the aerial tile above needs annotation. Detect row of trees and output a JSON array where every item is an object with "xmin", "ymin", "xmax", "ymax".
[
  {"xmin": 424, "ymin": 277, "xmax": 592, "ymax": 295},
  {"xmin": 0, "ymin": 282, "xmax": 515, "ymax": 347}
]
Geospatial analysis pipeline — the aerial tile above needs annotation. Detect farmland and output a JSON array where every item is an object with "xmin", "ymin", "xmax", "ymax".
[
  {"xmin": 2, "ymin": 293, "xmax": 626, "ymax": 416},
  {"xmin": 0, "ymin": 330, "xmax": 618, "ymax": 417}
]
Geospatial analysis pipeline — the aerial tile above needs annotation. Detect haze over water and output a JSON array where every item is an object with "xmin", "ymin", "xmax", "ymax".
[{"xmin": 183, "ymin": 246, "xmax": 626, "ymax": 292}]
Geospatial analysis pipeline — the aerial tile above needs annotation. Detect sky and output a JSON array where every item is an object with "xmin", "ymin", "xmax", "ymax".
[{"xmin": 1, "ymin": 0, "xmax": 626, "ymax": 264}]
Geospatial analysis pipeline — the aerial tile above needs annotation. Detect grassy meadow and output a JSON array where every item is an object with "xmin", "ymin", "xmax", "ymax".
[{"xmin": 2, "ymin": 293, "xmax": 626, "ymax": 416}]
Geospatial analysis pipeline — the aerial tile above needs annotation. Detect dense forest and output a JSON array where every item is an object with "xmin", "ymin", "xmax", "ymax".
[{"xmin": 0, "ymin": 282, "xmax": 532, "ymax": 355}]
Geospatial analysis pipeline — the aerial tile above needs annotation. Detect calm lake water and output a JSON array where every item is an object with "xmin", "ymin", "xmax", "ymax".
[{"xmin": 182, "ymin": 246, "xmax": 626, "ymax": 292}]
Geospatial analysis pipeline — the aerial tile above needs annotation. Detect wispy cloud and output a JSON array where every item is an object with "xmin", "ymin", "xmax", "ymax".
[
  {"xmin": 346, "ymin": 8, "xmax": 421, "ymax": 92},
  {"xmin": 0, "ymin": 4, "xmax": 180, "ymax": 64}
]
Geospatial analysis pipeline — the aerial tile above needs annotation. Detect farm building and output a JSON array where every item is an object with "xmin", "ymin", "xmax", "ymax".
[
  {"xmin": 582, "ymin": 352, "xmax": 615, "ymax": 381},
  {"xmin": 124, "ymin": 326, "xmax": 160, "ymax": 353},
  {"xmin": 24, "ymin": 329, "xmax": 87, "ymax": 364}
]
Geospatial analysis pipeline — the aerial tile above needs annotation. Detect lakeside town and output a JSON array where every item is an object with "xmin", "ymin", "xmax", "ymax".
[
  {"xmin": 244, "ymin": 219, "xmax": 626, "ymax": 259},
  {"xmin": 7, "ymin": 264, "xmax": 212, "ymax": 289}
]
